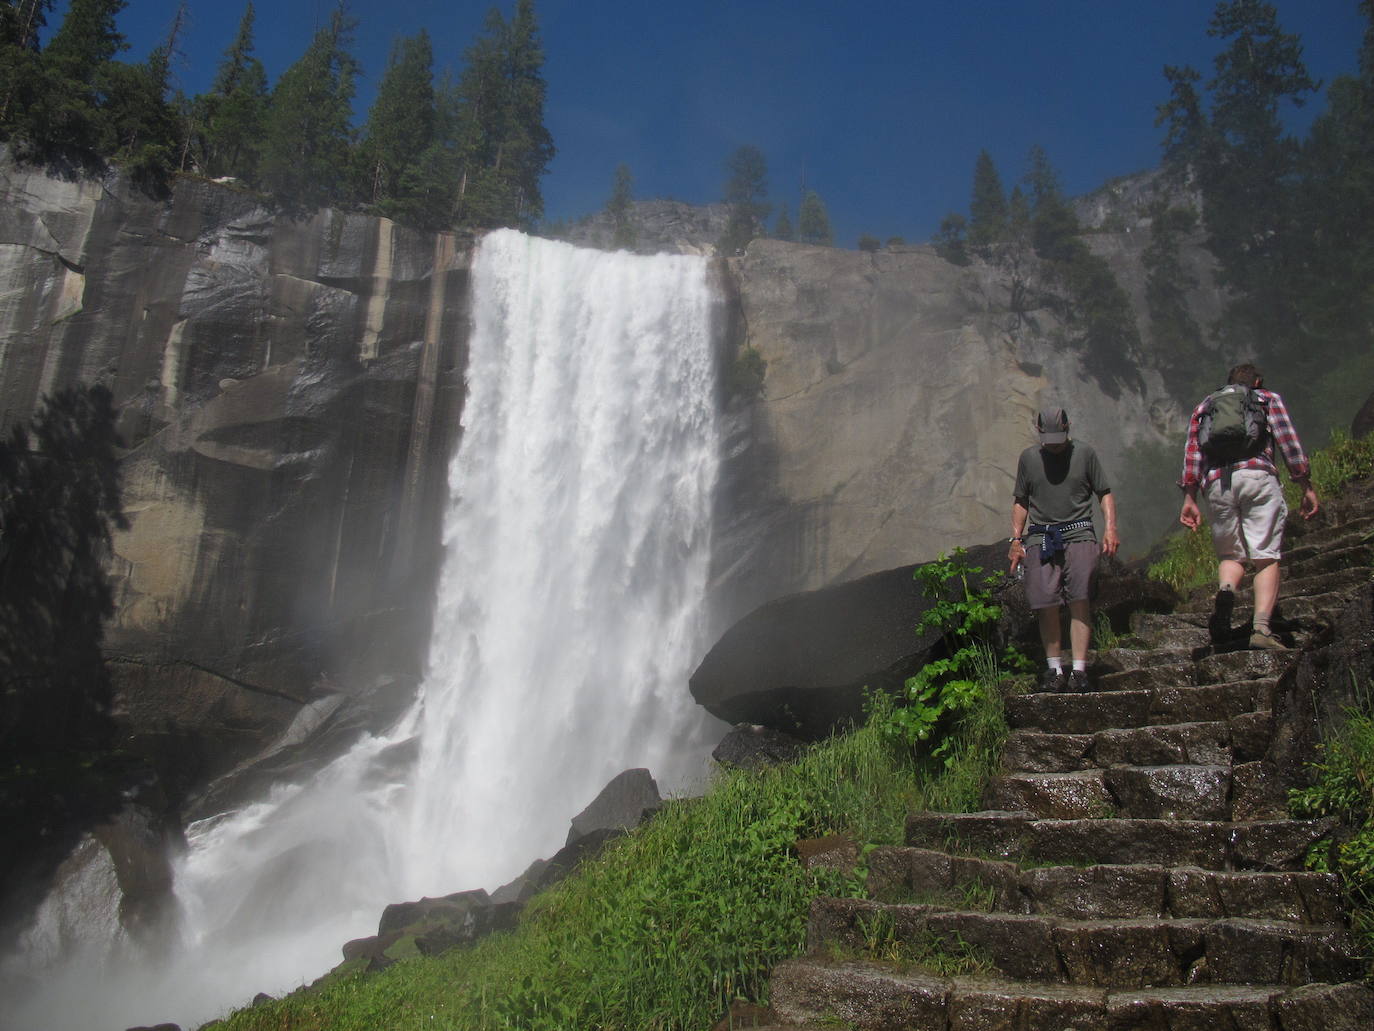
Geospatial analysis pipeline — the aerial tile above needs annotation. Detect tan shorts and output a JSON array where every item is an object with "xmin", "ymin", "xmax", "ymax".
[
  {"xmin": 1024, "ymin": 540, "xmax": 1099, "ymax": 610},
  {"xmin": 1203, "ymin": 468, "xmax": 1287, "ymax": 562}
]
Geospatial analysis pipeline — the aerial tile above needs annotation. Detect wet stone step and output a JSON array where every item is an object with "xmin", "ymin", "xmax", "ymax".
[
  {"xmin": 1002, "ymin": 717, "xmax": 1272, "ymax": 772},
  {"xmin": 864, "ymin": 846, "xmax": 1345, "ymax": 924},
  {"xmin": 983, "ymin": 766, "xmax": 1234, "ymax": 821},
  {"xmin": 1274, "ymin": 590, "xmax": 1357, "ymax": 628},
  {"xmin": 904, "ymin": 812, "xmax": 1335, "ymax": 871},
  {"xmin": 769, "ymin": 959, "xmax": 1374, "ymax": 1031},
  {"xmin": 805, "ymin": 898, "xmax": 1365, "ymax": 988},
  {"xmin": 1288, "ymin": 513, "xmax": 1374, "ymax": 551},
  {"xmin": 1179, "ymin": 566, "xmax": 1369, "ymax": 613},
  {"xmin": 1006, "ymin": 681, "xmax": 1269, "ymax": 734},
  {"xmin": 1093, "ymin": 647, "xmax": 1196, "ymax": 674},
  {"xmin": 1283, "ymin": 540, "xmax": 1374, "ymax": 579},
  {"xmin": 1195, "ymin": 650, "xmax": 1290, "ymax": 685},
  {"xmin": 1095, "ymin": 663, "xmax": 1196, "ymax": 693}
]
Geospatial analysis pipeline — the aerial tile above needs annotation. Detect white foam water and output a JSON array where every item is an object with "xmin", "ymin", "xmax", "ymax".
[{"xmin": 2, "ymin": 230, "xmax": 724, "ymax": 1031}]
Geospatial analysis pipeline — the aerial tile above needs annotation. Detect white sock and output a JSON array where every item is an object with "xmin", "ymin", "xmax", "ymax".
[
  {"xmin": 1047, "ymin": 656, "xmax": 1063, "ymax": 672},
  {"xmin": 1072, "ymin": 659, "xmax": 1087, "ymax": 672}
]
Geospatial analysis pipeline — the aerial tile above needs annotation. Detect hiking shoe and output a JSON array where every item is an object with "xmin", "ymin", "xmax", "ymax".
[
  {"xmin": 1037, "ymin": 667, "xmax": 1067, "ymax": 693},
  {"xmin": 1249, "ymin": 630, "xmax": 1286, "ymax": 651},
  {"xmin": 1067, "ymin": 669, "xmax": 1090, "ymax": 693},
  {"xmin": 1209, "ymin": 588, "xmax": 1235, "ymax": 645}
]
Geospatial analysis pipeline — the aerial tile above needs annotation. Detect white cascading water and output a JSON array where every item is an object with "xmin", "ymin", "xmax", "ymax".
[{"xmin": 2, "ymin": 229, "xmax": 724, "ymax": 1031}]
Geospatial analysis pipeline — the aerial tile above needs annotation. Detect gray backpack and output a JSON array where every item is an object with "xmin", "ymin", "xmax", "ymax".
[{"xmin": 1198, "ymin": 384, "xmax": 1268, "ymax": 463}]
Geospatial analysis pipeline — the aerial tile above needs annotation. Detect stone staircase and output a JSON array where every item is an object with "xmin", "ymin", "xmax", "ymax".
[{"xmin": 763, "ymin": 514, "xmax": 1374, "ymax": 1030}]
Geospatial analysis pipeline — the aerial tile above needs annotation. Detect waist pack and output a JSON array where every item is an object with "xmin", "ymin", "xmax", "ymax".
[{"xmin": 1198, "ymin": 384, "xmax": 1268, "ymax": 463}]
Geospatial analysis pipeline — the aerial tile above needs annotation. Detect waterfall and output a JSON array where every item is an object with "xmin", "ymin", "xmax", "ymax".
[{"xmin": 2, "ymin": 230, "xmax": 725, "ymax": 1031}]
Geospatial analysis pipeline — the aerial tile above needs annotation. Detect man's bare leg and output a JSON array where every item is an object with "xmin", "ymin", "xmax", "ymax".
[{"xmin": 1068, "ymin": 598, "xmax": 1092, "ymax": 663}]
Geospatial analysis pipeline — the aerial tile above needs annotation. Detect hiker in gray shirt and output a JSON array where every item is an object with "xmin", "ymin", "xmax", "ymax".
[{"xmin": 1008, "ymin": 408, "xmax": 1120, "ymax": 692}]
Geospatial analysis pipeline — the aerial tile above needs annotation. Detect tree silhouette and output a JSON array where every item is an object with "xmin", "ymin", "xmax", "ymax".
[{"xmin": 1, "ymin": 384, "xmax": 126, "ymax": 754}]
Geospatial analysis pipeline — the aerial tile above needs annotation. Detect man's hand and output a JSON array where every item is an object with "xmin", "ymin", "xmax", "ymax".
[
  {"xmin": 1299, "ymin": 486, "xmax": 1319, "ymax": 521},
  {"xmin": 1008, "ymin": 539, "xmax": 1025, "ymax": 574},
  {"xmin": 1101, "ymin": 528, "xmax": 1120, "ymax": 557},
  {"xmin": 1179, "ymin": 495, "xmax": 1203, "ymax": 531}
]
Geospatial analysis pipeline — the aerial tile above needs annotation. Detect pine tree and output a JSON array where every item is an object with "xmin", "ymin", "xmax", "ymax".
[
  {"xmin": 773, "ymin": 202, "xmax": 794, "ymax": 241},
  {"xmin": 1156, "ymin": 0, "xmax": 1316, "ymax": 358},
  {"xmin": 100, "ymin": 1, "xmax": 183, "ymax": 189},
  {"xmin": 717, "ymin": 144, "xmax": 769, "ymax": 256},
  {"xmin": 932, "ymin": 212, "xmax": 969, "ymax": 266},
  {"xmin": 21, "ymin": 0, "xmax": 127, "ymax": 153},
  {"xmin": 451, "ymin": 1, "xmax": 554, "ymax": 230},
  {"xmin": 358, "ymin": 31, "xmax": 436, "ymax": 214},
  {"xmin": 797, "ymin": 188, "xmax": 833, "ymax": 245},
  {"xmin": 967, "ymin": 150, "xmax": 1008, "ymax": 249},
  {"xmin": 259, "ymin": 3, "xmax": 359, "ymax": 212},
  {"xmin": 1142, "ymin": 202, "xmax": 1203, "ymax": 396},
  {"xmin": 501, "ymin": 0, "xmax": 554, "ymax": 224},
  {"xmin": 193, "ymin": 2, "xmax": 269, "ymax": 181},
  {"xmin": 606, "ymin": 162, "xmax": 635, "ymax": 249},
  {"xmin": 0, "ymin": 0, "xmax": 51, "ymax": 133}
]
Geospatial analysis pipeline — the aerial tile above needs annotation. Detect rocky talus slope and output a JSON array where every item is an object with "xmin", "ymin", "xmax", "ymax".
[{"xmin": 764, "ymin": 513, "xmax": 1374, "ymax": 1029}]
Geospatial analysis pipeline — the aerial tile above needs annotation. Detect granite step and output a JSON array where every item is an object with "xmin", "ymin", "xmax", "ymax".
[
  {"xmin": 1092, "ymin": 646, "xmax": 1197, "ymax": 674},
  {"xmin": 903, "ymin": 812, "xmax": 1335, "ymax": 870},
  {"xmin": 984, "ymin": 765, "xmax": 1240, "ymax": 821},
  {"xmin": 805, "ymin": 897, "xmax": 1365, "ymax": 988},
  {"xmin": 1178, "ymin": 566, "xmax": 1369, "ymax": 613},
  {"xmin": 864, "ymin": 846, "xmax": 1345, "ymax": 924},
  {"xmin": 1128, "ymin": 611, "xmax": 1211, "ymax": 651},
  {"xmin": 1005, "ymin": 678, "xmax": 1277, "ymax": 734},
  {"xmin": 768, "ymin": 958, "xmax": 1374, "ymax": 1031},
  {"xmin": 1002, "ymin": 714, "xmax": 1271, "ymax": 773},
  {"xmin": 1285, "ymin": 514, "xmax": 1374, "ymax": 554},
  {"xmin": 1284, "ymin": 540, "xmax": 1374, "ymax": 580}
]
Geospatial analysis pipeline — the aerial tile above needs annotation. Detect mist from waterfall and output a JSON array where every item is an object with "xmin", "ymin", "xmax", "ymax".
[{"xmin": 2, "ymin": 230, "xmax": 724, "ymax": 1031}]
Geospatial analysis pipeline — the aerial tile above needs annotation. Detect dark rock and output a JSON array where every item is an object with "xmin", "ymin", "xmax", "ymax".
[
  {"xmin": 125, "ymin": 1024, "xmax": 181, "ymax": 1031},
  {"xmin": 566, "ymin": 768, "xmax": 660, "ymax": 847},
  {"xmin": 378, "ymin": 888, "xmax": 493, "ymax": 937},
  {"xmin": 690, "ymin": 543, "xmax": 1005, "ymax": 739},
  {"xmin": 795, "ymin": 834, "xmax": 859, "ymax": 874},
  {"xmin": 692, "ymin": 548, "xmax": 1176, "ymax": 740},
  {"xmin": 1351, "ymin": 388, "xmax": 1374, "ymax": 439},
  {"xmin": 711, "ymin": 724, "xmax": 807, "ymax": 768}
]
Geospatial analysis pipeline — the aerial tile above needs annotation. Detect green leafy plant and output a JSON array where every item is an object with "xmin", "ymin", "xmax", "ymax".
[
  {"xmin": 1290, "ymin": 692, "xmax": 1374, "ymax": 957},
  {"xmin": 880, "ymin": 549, "xmax": 1003, "ymax": 761}
]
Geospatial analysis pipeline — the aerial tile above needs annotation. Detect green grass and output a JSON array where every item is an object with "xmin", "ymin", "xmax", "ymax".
[
  {"xmin": 1290, "ymin": 685, "xmax": 1374, "ymax": 962},
  {"xmin": 209, "ymin": 681, "xmax": 1013, "ymax": 1030}
]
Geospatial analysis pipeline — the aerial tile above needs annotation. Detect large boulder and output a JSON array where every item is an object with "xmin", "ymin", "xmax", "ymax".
[
  {"xmin": 691, "ymin": 545, "xmax": 1176, "ymax": 739},
  {"xmin": 690, "ymin": 543, "xmax": 1005, "ymax": 739}
]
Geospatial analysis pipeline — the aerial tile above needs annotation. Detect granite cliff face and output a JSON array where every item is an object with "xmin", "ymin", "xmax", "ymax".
[
  {"xmin": 0, "ymin": 156, "xmax": 469, "ymax": 808},
  {"xmin": 708, "ymin": 225, "xmax": 1220, "ymax": 628}
]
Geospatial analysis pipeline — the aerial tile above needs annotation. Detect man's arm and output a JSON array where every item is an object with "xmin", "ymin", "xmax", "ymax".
[
  {"xmin": 1100, "ymin": 491, "xmax": 1119, "ymax": 556},
  {"xmin": 1266, "ymin": 391, "xmax": 1320, "ymax": 520},
  {"xmin": 1179, "ymin": 401, "xmax": 1205, "ymax": 530},
  {"xmin": 1009, "ymin": 499, "xmax": 1029, "ymax": 573}
]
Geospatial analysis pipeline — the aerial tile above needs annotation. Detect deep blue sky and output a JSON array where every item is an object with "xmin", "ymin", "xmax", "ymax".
[{"xmin": 52, "ymin": 0, "xmax": 1370, "ymax": 247}]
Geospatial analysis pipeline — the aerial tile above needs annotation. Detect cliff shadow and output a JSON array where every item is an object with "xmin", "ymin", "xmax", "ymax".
[{"xmin": 0, "ymin": 384, "xmax": 138, "ymax": 936}]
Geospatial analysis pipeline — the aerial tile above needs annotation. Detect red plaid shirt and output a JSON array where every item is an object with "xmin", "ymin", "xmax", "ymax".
[{"xmin": 1179, "ymin": 388, "xmax": 1310, "ymax": 492}]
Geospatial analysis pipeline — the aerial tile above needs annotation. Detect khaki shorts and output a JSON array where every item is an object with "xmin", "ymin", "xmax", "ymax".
[
  {"xmin": 1024, "ymin": 540, "xmax": 1099, "ymax": 610},
  {"xmin": 1203, "ymin": 468, "xmax": 1287, "ymax": 562}
]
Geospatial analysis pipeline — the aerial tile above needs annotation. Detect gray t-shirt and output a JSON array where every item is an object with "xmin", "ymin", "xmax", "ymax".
[{"xmin": 1014, "ymin": 441, "xmax": 1111, "ymax": 546}]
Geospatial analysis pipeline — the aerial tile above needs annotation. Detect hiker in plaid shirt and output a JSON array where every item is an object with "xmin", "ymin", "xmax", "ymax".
[{"xmin": 1178, "ymin": 363, "xmax": 1320, "ymax": 650}]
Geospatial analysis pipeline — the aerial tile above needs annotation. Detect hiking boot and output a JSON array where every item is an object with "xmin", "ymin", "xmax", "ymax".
[
  {"xmin": 1249, "ymin": 629, "xmax": 1286, "ymax": 651},
  {"xmin": 1067, "ymin": 669, "xmax": 1090, "ymax": 693},
  {"xmin": 1209, "ymin": 588, "xmax": 1236, "ymax": 645},
  {"xmin": 1037, "ymin": 667, "xmax": 1067, "ymax": 693}
]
